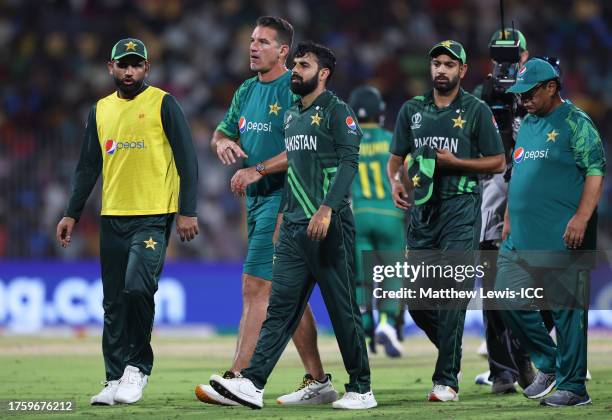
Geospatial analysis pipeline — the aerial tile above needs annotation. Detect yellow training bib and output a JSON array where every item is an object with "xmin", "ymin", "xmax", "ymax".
[{"xmin": 96, "ymin": 86, "xmax": 179, "ymax": 216}]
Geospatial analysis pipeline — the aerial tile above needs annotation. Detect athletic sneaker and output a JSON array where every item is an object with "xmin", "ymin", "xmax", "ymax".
[
  {"xmin": 210, "ymin": 372, "xmax": 263, "ymax": 409},
  {"xmin": 540, "ymin": 390, "xmax": 592, "ymax": 407},
  {"xmin": 195, "ymin": 371, "xmax": 239, "ymax": 406},
  {"xmin": 90, "ymin": 380, "xmax": 119, "ymax": 406},
  {"xmin": 332, "ymin": 391, "xmax": 377, "ymax": 409},
  {"xmin": 276, "ymin": 374, "xmax": 339, "ymax": 405},
  {"xmin": 428, "ymin": 384, "xmax": 459, "ymax": 402},
  {"xmin": 523, "ymin": 371, "xmax": 556, "ymax": 399},
  {"xmin": 475, "ymin": 370, "xmax": 492, "ymax": 386},
  {"xmin": 114, "ymin": 365, "xmax": 148, "ymax": 404},
  {"xmin": 375, "ymin": 322, "xmax": 403, "ymax": 358},
  {"xmin": 492, "ymin": 377, "xmax": 517, "ymax": 394}
]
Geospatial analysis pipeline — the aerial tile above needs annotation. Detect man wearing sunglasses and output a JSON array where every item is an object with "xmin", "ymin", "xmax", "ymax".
[{"xmin": 496, "ymin": 58, "xmax": 606, "ymax": 406}]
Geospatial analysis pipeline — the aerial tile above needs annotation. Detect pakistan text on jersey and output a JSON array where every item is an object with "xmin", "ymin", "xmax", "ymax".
[
  {"xmin": 414, "ymin": 137, "xmax": 459, "ymax": 153},
  {"xmin": 285, "ymin": 135, "xmax": 318, "ymax": 152}
]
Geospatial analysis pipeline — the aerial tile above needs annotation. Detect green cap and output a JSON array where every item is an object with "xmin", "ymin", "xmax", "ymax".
[
  {"xmin": 429, "ymin": 40, "xmax": 467, "ymax": 64},
  {"xmin": 507, "ymin": 58, "xmax": 558, "ymax": 93},
  {"xmin": 348, "ymin": 86, "xmax": 385, "ymax": 121},
  {"xmin": 110, "ymin": 38, "xmax": 148, "ymax": 61},
  {"xmin": 490, "ymin": 28, "xmax": 527, "ymax": 51}
]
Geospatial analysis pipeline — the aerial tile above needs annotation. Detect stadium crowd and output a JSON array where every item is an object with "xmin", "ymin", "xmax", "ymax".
[{"xmin": 0, "ymin": 0, "xmax": 610, "ymax": 259}]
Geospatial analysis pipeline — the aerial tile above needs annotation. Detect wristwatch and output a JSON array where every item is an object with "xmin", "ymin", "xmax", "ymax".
[{"xmin": 255, "ymin": 162, "xmax": 267, "ymax": 176}]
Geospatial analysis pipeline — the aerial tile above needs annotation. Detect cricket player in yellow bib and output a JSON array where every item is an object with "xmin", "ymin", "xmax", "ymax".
[{"xmin": 56, "ymin": 38, "xmax": 199, "ymax": 406}]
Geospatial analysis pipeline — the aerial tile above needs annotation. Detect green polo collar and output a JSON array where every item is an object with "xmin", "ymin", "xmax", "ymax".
[
  {"xmin": 424, "ymin": 88, "xmax": 465, "ymax": 109},
  {"xmin": 299, "ymin": 90, "xmax": 333, "ymax": 112}
]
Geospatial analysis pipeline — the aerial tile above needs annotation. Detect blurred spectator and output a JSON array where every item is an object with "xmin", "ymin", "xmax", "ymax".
[{"xmin": 0, "ymin": 0, "xmax": 609, "ymax": 259}]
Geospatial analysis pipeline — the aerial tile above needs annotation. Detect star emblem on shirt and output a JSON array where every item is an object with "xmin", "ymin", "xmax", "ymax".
[
  {"xmin": 412, "ymin": 174, "xmax": 421, "ymax": 187},
  {"xmin": 452, "ymin": 115, "xmax": 466, "ymax": 129},
  {"xmin": 143, "ymin": 237, "xmax": 157, "ymax": 250},
  {"xmin": 125, "ymin": 41, "xmax": 138, "ymax": 51},
  {"xmin": 441, "ymin": 40, "xmax": 453, "ymax": 48},
  {"xmin": 269, "ymin": 102, "xmax": 282, "ymax": 115},
  {"xmin": 311, "ymin": 112, "xmax": 322, "ymax": 126},
  {"xmin": 546, "ymin": 129, "xmax": 559, "ymax": 142}
]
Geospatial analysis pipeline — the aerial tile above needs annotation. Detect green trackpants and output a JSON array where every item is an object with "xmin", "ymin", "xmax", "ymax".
[
  {"xmin": 100, "ymin": 214, "xmax": 173, "ymax": 380},
  {"xmin": 242, "ymin": 206, "xmax": 371, "ymax": 393},
  {"xmin": 495, "ymin": 251, "xmax": 589, "ymax": 395},
  {"xmin": 405, "ymin": 194, "xmax": 481, "ymax": 391}
]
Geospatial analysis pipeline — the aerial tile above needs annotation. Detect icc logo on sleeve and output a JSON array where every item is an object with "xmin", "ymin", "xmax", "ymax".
[{"xmin": 411, "ymin": 113, "xmax": 422, "ymax": 129}]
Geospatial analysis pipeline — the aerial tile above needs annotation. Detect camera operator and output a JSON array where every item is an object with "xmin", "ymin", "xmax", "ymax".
[{"xmin": 474, "ymin": 28, "xmax": 536, "ymax": 395}]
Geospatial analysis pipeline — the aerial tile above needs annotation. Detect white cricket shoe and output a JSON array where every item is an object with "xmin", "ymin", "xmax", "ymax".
[
  {"xmin": 195, "ymin": 384, "xmax": 240, "ymax": 406},
  {"xmin": 375, "ymin": 322, "xmax": 403, "ymax": 358},
  {"xmin": 90, "ymin": 380, "xmax": 120, "ymax": 405},
  {"xmin": 276, "ymin": 374, "xmax": 339, "ymax": 405},
  {"xmin": 114, "ymin": 365, "xmax": 148, "ymax": 404},
  {"xmin": 475, "ymin": 370, "xmax": 492, "ymax": 386},
  {"xmin": 210, "ymin": 373, "xmax": 263, "ymax": 409},
  {"xmin": 428, "ymin": 384, "xmax": 459, "ymax": 402},
  {"xmin": 332, "ymin": 391, "xmax": 377, "ymax": 409}
]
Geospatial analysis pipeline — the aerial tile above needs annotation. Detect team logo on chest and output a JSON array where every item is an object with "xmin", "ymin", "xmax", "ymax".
[
  {"xmin": 546, "ymin": 129, "xmax": 559, "ymax": 142},
  {"xmin": 452, "ymin": 115, "xmax": 466, "ymax": 129},
  {"xmin": 269, "ymin": 102, "xmax": 282, "ymax": 116},
  {"xmin": 311, "ymin": 112, "xmax": 322, "ymax": 126}
]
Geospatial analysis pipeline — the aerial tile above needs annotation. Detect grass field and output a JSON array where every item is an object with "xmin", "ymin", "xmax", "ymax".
[{"xmin": 1, "ymin": 333, "xmax": 611, "ymax": 419}]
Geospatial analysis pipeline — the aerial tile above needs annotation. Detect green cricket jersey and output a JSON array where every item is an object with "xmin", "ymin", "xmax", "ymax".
[
  {"xmin": 217, "ymin": 71, "xmax": 297, "ymax": 197},
  {"xmin": 352, "ymin": 123, "xmax": 402, "ymax": 216},
  {"xmin": 390, "ymin": 88, "xmax": 504, "ymax": 200},
  {"xmin": 506, "ymin": 101, "xmax": 606, "ymax": 251},
  {"xmin": 282, "ymin": 90, "xmax": 362, "ymax": 223}
]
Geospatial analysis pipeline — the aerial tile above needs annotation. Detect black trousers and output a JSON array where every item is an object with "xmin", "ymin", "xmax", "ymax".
[{"xmin": 100, "ymin": 214, "xmax": 173, "ymax": 380}]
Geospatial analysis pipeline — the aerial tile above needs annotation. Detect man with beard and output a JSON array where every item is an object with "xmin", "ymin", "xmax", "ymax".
[
  {"xmin": 196, "ymin": 16, "xmax": 334, "ymax": 407},
  {"xmin": 56, "ymin": 38, "xmax": 199, "ymax": 405},
  {"xmin": 211, "ymin": 41, "xmax": 376, "ymax": 410},
  {"xmin": 386, "ymin": 40, "xmax": 505, "ymax": 402}
]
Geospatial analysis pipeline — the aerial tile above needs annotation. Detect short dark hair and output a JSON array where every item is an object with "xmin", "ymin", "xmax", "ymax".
[
  {"xmin": 255, "ymin": 16, "xmax": 294, "ymax": 48},
  {"xmin": 293, "ymin": 41, "xmax": 336, "ymax": 83}
]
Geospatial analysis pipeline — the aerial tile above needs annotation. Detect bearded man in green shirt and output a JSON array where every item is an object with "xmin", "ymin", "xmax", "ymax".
[
  {"xmin": 387, "ymin": 40, "xmax": 505, "ymax": 402},
  {"xmin": 212, "ymin": 40, "xmax": 376, "ymax": 410},
  {"xmin": 196, "ymin": 16, "xmax": 332, "ymax": 407}
]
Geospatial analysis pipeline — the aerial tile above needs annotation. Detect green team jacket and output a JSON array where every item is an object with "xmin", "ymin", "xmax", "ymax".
[
  {"xmin": 390, "ymin": 88, "xmax": 504, "ymax": 201},
  {"xmin": 282, "ymin": 90, "xmax": 362, "ymax": 223}
]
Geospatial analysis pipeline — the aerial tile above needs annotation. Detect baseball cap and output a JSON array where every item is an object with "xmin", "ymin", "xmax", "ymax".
[
  {"xmin": 348, "ymin": 86, "xmax": 386, "ymax": 121},
  {"xmin": 429, "ymin": 40, "xmax": 467, "ymax": 64},
  {"xmin": 507, "ymin": 58, "xmax": 558, "ymax": 93},
  {"xmin": 110, "ymin": 38, "xmax": 148, "ymax": 61},
  {"xmin": 490, "ymin": 28, "xmax": 527, "ymax": 51}
]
